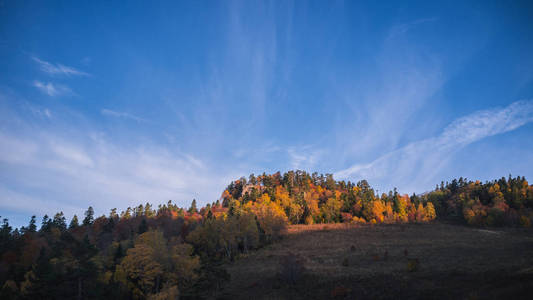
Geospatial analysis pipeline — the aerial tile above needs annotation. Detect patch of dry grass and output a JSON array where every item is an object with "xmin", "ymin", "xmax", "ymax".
[{"xmin": 220, "ymin": 222, "xmax": 533, "ymax": 299}]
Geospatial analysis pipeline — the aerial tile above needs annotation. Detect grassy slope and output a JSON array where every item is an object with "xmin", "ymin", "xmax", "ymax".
[{"xmin": 219, "ymin": 222, "xmax": 533, "ymax": 299}]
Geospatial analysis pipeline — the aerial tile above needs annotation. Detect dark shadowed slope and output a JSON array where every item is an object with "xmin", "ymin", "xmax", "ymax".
[{"xmin": 220, "ymin": 222, "xmax": 533, "ymax": 299}]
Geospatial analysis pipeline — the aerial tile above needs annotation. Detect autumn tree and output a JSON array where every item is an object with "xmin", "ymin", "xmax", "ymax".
[
  {"xmin": 247, "ymin": 194, "xmax": 288, "ymax": 242},
  {"xmin": 425, "ymin": 202, "xmax": 437, "ymax": 221},
  {"xmin": 117, "ymin": 230, "xmax": 199, "ymax": 298},
  {"xmin": 188, "ymin": 199, "xmax": 198, "ymax": 214}
]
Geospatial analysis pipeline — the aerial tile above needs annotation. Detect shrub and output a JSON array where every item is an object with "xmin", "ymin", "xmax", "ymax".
[
  {"xmin": 520, "ymin": 215, "xmax": 531, "ymax": 228},
  {"xmin": 331, "ymin": 285, "xmax": 350, "ymax": 298},
  {"xmin": 341, "ymin": 212, "xmax": 353, "ymax": 223},
  {"xmin": 352, "ymin": 216, "xmax": 366, "ymax": 224},
  {"xmin": 407, "ymin": 258, "xmax": 419, "ymax": 272}
]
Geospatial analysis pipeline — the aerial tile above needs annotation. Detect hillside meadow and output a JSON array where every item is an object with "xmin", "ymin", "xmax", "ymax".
[{"xmin": 221, "ymin": 222, "xmax": 533, "ymax": 299}]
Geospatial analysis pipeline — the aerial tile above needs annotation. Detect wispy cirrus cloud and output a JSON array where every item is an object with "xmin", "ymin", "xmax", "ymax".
[
  {"xmin": 32, "ymin": 56, "xmax": 90, "ymax": 77},
  {"xmin": 287, "ymin": 146, "xmax": 323, "ymax": 170},
  {"xmin": 335, "ymin": 100, "xmax": 533, "ymax": 190},
  {"xmin": 330, "ymin": 16, "xmax": 445, "ymax": 168},
  {"xmin": 0, "ymin": 90, "xmax": 238, "ymax": 223},
  {"xmin": 0, "ymin": 126, "xmax": 230, "ymax": 221},
  {"xmin": 388, "ymin": 17, "xmax": 439, "ymax": 39},
  {"xmin": 24, "ymin": 103, "xmax": 52, "ymax": 119},
  {"xmin": 101, "ymin": 109, "xmax": 146, "ymax": 123},
  {"xmin": 33, "ymin": 80, "xmax": 73, "ymax": 97}
]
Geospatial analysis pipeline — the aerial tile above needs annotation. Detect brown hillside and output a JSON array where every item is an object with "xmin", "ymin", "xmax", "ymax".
[{"xmin": 219, "ymin": 222, "xmax": 533, "ymax": 299}]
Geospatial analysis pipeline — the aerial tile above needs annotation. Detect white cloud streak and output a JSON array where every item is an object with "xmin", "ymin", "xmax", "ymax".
[
  {"xmin": 335, "ymin": 100, "xmax": 533, "ymax": 190},
  {"xmin": 331, "ymin": 17, "xmax": 444, "ymax": 167},
  {"xmin": 388, "ymin": 17, "xmax": 439, "ymax": 39},
  {"xmin": 32, "ymin": 56, "xmax": 90, "ymax": 77},
  {"xmin": 287, "ymin": 146, "xmax": 323, "ymax": 170},
  {"xmin": 26, "ymin": 105, "xmax": 52, "ymax": 119},
  {"xmin": 101, "ymin": 109, "xmax": 146, "ymax": 123},
  {"xmin": 33, "ymin": 80, "xmax": 72, "ymax": 97}
]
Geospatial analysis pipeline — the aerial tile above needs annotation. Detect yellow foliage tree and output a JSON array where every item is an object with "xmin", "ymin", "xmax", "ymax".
[
  {"xmin": 425, "ymin": 202, "xmax": 436, "ymax": 221},
  {"xmin": 321, "ymin": 197, "xmax": 342, "ymax": 223},
  {"xmin": 304, "ymin": 190, "xmax": 320, "ymax": 223},
  {"xmin": 371, "ymin": 200, "xmax": 386, "ymax": 223},
  {"xmin": 274, "ymin": 186, "xmax": 291, "ymax": 208},
  {"xmin": 119, "ymin": 244, "xmax": 164, "ymax": 297},
  {"xmin": 384, "ymin": 202, "xmax": 394, "ymax": 223},
  {"xmin": 415, "ymin": 203, "xmax": 427, "ymax": 222},
  {"xmin": 394, "ymin": 195, "xmax": 409, "ymax": 223},
  {"xmin": 251, "ymin": 194, "xmax": 288, "ymax": 242},
  {"xmin": 117, "ymin": 230, "xmax": 199, "ymax": 298}
]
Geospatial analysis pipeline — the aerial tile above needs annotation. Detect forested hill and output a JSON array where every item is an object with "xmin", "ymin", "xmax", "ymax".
[
  {"xmin": 222, "ymin": 171, "xmax": 533, "ymax": 226},
  {"xmin": 0, "ymin": 171, "xmax": 532, "ymax": 299}
]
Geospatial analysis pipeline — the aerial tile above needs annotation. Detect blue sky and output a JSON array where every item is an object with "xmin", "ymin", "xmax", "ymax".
[{"xmin": 1, "ymin": 1, "xmax": 533, "ymax": 228}]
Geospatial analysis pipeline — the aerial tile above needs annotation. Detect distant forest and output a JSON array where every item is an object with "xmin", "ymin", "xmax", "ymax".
[{"xmin": 1, "ymin": 171, "xmax": 532, "ymax": 299}]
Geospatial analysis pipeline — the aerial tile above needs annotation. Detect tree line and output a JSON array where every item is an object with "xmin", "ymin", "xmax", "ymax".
[
  {"xmin": 0, "ymin": 171, "xmax": 532, "ymax": 299},
  {"xmin": 423, "ymin": 175, "xmax": 533, "ymax": 226}
]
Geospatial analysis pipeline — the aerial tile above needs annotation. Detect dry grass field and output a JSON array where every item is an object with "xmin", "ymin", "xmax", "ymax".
[{"xmin": 218, "ymin": 222, "xmax": 533, "ymax": 299}]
